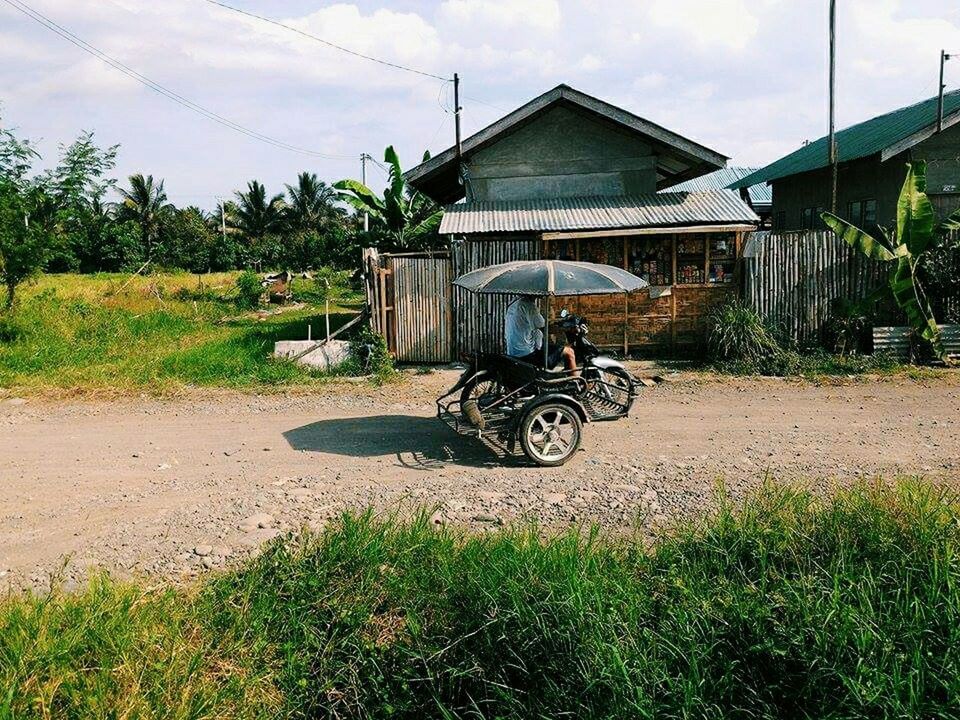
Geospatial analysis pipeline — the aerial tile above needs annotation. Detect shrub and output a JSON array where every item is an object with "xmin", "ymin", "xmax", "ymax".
[
  {"xmin": 705, "ymin": 298, "xmax": 780, "ymax": 362},
  {"xmin": 343, "ymin": 325, "xmax": 394, "ymax": 381},
  {"xmin": 0, "ymin": 314, "xmax": 24, "ymax": 343},
  {"xmin": 823, "ymin": 298, "xmax": 873, "ymax": 355},
  {"xmin": 233, "ymin": 270, "xmax": 262, "ymax": 310}
]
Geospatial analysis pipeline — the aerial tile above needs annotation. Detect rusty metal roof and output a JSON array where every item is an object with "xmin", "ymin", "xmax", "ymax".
[{"xmin": 439, "ymin": 190, "xmax": 759, "ymax": 235}]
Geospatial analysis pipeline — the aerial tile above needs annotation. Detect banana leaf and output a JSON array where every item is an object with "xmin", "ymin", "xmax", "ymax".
[
  {"xmin": 889, "ymin": 256, "xmax": 945, "ymax": 359},
  {"xmin": 333, "ymin": 179, "xmax": 385, "ymax": 217},
  {"xmin": 940, "ymin": 206, "xmax": 960, "ymax": 233},
  {"xmin": 821, "ymin": 212, "xmax": 896, "ymax": 261},
  {"xmin": 896, "ymin": 161, "xmax": 937, "ymax": 256}
]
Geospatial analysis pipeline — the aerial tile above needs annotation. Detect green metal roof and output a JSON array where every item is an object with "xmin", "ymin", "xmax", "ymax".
[{"xmin": 730, "ymin": 90, "xmax": 960, "ymax": 189}]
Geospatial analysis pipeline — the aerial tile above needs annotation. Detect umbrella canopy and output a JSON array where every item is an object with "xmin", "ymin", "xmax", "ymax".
[{"xmin": 453, "ymin": 260, "xmax": 649, "ymax": 296}]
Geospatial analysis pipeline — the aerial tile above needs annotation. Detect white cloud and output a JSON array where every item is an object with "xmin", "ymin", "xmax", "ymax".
[
  {"xmin": 438, "ymin": 0, "xmax": 562, "ymax": 33},
  {"xmin": 1, "ymin": 0, "xmax": 959, "ymax": 204}
]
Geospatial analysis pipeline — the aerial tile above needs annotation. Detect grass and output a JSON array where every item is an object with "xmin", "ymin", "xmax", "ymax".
[
  {"xmin": 4, "ymin": 478, "xmax": 960, "ymax": 718},
  {"xmin": 0, "ymin": 273, "xmax": 367, "ymax": 394}
]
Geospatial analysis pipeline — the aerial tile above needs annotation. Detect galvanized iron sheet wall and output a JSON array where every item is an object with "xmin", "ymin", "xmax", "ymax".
[{"xmin": 451, "ymin": 237, "xmax": 541, "ymax": 356}]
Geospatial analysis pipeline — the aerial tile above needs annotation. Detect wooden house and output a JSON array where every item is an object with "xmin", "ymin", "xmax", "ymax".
[
  {"xmin": 405, "ymin": 84, "xmax": 759, "ymax": 355},
  {"xmin": 731, "ymin": 90, "xmax": 960, "ymax": 231}
]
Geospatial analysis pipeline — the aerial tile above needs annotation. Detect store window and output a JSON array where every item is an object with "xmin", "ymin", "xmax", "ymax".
[
  {"xmin": 709, "ymin": 233, "xmax": 736, "ymax": 284},
  {"xmin": 627, "ymin": 236, "xmax": 672, "ymax": 286},
  {"xmin": 676, "ymin": 235, "xmax": 706, "ymax": 284},
  {"xmin": 580, "ymin": 237, "xmax": 623, "ymax": 267}
]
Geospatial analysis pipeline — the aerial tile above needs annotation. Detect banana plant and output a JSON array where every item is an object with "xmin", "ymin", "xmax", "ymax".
[
  {"xmin": 334, "ymin": 146, "xmax": 442, "ymax": 252},
  {"xmin": 821, "ymin": 161, "xmax": 960, "ymax": 361}
]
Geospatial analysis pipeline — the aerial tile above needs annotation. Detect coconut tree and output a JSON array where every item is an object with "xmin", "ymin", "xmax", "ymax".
[
  {"xmin": 821, "ymin": 161, "xmax": 960, "ymax": 360},
  {"xmin": 284, "ymin": 171, "xmax": 343, "ymax": 232},
  {"xmin": 334, "ymin": 146, "xmax": 442, "ymax": 252},
  {"xmin": 117, "ymin": 173, "xmax": 172, "ymax": 260},
  {"xmin": 231, "ymin": 180, "xmax": 284, "ymax": 242}
]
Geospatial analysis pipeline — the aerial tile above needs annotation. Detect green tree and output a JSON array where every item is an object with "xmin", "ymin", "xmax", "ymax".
[
  {"xmin": 334, "ymin": 146, "xmax": 442, "ymax": 253},
  {"xmin": 231, "ymin": 180, "xmax": 285, "ymax": 241},
  {"xmin": 117, "ymin": 174, "xmax": 172, "ymax": 261},
  {"xmin": 284, "ymin": 172, "xmax": 344, "ymax": 233},
  {"xmin": 822, "ymin": 161, "xmax": 960, "ymax": 360},
  {"xmin": 160, "ymin": 206, "xmax": 218, "ymax": 279},
  {"xmin": 0, "ymin": 181, "xmax": 53, "ymax": 308}
]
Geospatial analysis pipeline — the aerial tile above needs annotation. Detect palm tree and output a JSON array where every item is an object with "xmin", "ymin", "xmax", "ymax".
[
  {"xmin": 284, "ymin": 172, "xmax": 343, "ymax": 232},
  {"xmin": 117, "ymin": 174, "xmax": 171, "ymax": 259},
  {"xmin": 231, "ymin": 180, "xmax": 284, "ymax": 242},
  {"xmin": 334, "ymin": 146, "xmax": 442, "ymax": 252}
]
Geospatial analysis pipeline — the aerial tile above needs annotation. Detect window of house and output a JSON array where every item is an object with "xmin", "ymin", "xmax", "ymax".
[
  {"xmin": 847, "ymin": 198, "xmax": 877, "ymax": 227},
  {"xmin": 801, "ymin": 206, "xmax": 824, "ymax": 230},
  {"xmin": 775, "ymin": 211, "xmax": 786, "ymax": 231}
]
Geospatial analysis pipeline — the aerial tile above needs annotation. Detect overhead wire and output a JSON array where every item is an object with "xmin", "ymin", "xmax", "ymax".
[
  {"xmin": 201, "ymin": 0, "xmax": 450, "ymax": 82},
  {"xmin": 1, "ymin": 0, "xmax": 354, "ymax": 159}
]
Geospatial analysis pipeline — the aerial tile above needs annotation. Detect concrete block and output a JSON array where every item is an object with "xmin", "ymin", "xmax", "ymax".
[{"xmin": 274, "ymin": 339, "xmax": 351, "ymax": 370}]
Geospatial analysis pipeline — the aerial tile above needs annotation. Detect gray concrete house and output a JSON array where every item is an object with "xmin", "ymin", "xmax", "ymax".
[
  {"xmin": 405, "ymin": 84, "xmax": 759, "ymax": 352},
  {"xmin": 731, "ymin": 90, "xmax": 960, "ymax": 231}
]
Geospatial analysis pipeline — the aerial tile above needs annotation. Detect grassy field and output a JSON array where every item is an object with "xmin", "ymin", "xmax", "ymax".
[
  {"xmin": 3, "ymin": 479, "xmax": 960, "ymax": 718},
  {"xmin": 0, "ymin": 273, "xmax": 365, "ymax": 394}
]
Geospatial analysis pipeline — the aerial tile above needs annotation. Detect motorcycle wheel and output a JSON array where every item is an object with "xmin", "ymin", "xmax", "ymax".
[
  {"xmin": 596, "ymin": 366, "xmax": 633, "ymax": 407},
  {"xmin": 520, "ymin": 403, "xmax": 582, "ymax": 466},
  {"xmin": 459, "ymin": 371, "xmax": 501, "ymax": 410}
]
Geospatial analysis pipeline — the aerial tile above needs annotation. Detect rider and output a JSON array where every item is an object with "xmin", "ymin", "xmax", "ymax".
[{"xmin": 504, "ymin": 295, "xmax": 577, "ymax": 372}]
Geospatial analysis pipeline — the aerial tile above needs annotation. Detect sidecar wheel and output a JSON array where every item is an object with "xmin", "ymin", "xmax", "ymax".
[
  {"xmin": 459, "ymin": 372, "xmax": 500, "ymax": 409},
  {"xmin": 520, "ymin": 403, "xmax": 582, "ymax": 467}
]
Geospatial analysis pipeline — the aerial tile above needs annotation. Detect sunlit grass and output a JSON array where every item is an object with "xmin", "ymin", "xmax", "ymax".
[
  {"xmin": 3, "ymin": 479, "xmax": 960, "ymax": 718},
  {"xmin": 0, "ymin": 272, "xmax": 364, "ymax": 394}
]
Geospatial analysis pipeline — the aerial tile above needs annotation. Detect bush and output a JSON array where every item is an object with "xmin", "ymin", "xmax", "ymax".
[
  {"xmin": 342, "ymin": 325, "xmax": 395, "ymax": 381},
  {"xmin": 0, "ymin": 314, "xmax": 24, "ymax": 343},
  {"xmin": 823, "ymin": 298, "xmax": 873, "ymax": 355},
  {"xmin": 233, "ymin": 270, "xmax": 262, "ymax": 310},
  {"xmin": 705, "ymin": 298, "xmax": 781, "ymax": 363}
]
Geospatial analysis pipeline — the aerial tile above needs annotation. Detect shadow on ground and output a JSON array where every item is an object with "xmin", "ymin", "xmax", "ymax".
[{"xmin": 283, "ymin": 415, "xmax": 522, "ymax": 469}]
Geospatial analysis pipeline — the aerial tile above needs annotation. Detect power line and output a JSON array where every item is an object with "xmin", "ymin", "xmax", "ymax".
[
  {"xmin": 2, "ymin": 0, "xmax": 354, "ymax": 159},
  {"xmin": 202, "ymin": 0, "xmax": 450, "ymax": 82}
]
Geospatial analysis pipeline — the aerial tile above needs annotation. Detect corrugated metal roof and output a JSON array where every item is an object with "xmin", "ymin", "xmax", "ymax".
[
  {"xmin": 663, "ymin": 166, "xmax": 772, "ymax": 207},
  {"xmin": 731, "ymin": 90, "xmax": 960, "ymax": 189},
  {"xmin": 439, "ymin": 190, "xmax": 759, "ymax": 235}
]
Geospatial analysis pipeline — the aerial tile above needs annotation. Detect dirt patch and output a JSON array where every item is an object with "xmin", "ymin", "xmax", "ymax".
[{"xmin": 2, "ymin": 367, "xmax": 959, "ymax": 590}]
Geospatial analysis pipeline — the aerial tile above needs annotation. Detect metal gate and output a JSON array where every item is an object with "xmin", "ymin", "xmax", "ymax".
[{"xmin": 363, "ymin": 248, "xmax": 454, "ymax": 363}]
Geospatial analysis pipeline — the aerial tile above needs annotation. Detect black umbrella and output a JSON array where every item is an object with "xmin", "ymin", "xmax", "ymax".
[{"xmin": 454, "ymin": 260, "xmax": 649, "ymax": 366}]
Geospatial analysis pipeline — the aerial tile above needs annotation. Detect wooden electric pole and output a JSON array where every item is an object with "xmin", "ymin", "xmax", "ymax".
[
  {"xmin": 828, "ymin": 0, "xmax": 838, "ymax": 214},
  {"xmin": 938, "ymin": 50, "xmax": 952, "ymax": 133},
  {"xmin": 360, "ymin": 153, "xmax": 369, "ymax": 232},
  {"xmin": 453, "ymin": 72, "xmax": 462, "ymax": 161}
]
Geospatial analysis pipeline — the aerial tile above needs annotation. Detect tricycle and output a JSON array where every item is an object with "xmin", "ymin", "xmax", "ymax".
[{"xmin": 436, "ymin": 259, "xmax": 649, "ymax": 467}]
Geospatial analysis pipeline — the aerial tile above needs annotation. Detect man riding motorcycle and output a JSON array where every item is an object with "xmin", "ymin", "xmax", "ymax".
[{"xmin": 504, "ymin": 295, "xmax": 577, "ymax": 373}]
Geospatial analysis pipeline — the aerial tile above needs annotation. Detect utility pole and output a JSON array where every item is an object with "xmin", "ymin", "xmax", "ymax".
[
  {"xmin": 360, "ymin": 153, "xmax": 369, "ymax": 232},
  {"xmin": 938, "ymin": 50, "xmax": 952, "ymax": 133},
  {"xmin": 453, "ymin": 72, "xmax": 462, "ymax": 162},
  {"xmin": 828, "ymin": 0, "xmax": 838, "ymax": 214}
]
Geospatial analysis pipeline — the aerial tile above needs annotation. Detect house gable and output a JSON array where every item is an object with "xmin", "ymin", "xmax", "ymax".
[{"xmin": 468, "ymin": 103, "xmax": 658, "ymax": 201}]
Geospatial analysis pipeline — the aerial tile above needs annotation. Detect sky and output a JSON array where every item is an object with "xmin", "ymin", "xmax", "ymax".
[{"xmin": 1, "ymin": 0, "xmax": 959, "ymax": 209}]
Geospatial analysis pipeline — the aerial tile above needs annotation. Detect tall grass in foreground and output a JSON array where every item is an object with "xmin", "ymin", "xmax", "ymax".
[{"xmin": 3, "ymin": 479, "xmax": 960, "ymax": 718}]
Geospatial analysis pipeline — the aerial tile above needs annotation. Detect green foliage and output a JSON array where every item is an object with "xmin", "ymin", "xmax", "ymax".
[
  {"xmin": 233, "ymin": 269, "xmax": 263, "ymax": 310},
  {"xmin": 822, "ymin": 162, "xmax": 956, "ymax": 360},
  {"xmin": 5, "ymin": 480, "xmax": 960, "ymax": 718},
  {"xmin": 823, "ymin": 297, "xmax": 874, "ymax": 355},
  {"xmin": 0, "ymin": 273, "xmax": 365, "ymax": 391},
  {"xmin": 705, "ymin": 298, "xmax": 783, "ymax": 363},
  {"xmin": 342, "ymin": 324, "xmax": 395, "ymax": 381},
  {"xmin": 116, "ymin": 173, "xmax": 173, "ymax": 261},
  {"xmin": 0, "ymin": 182, "xmax": 54, "ymax": 308},
  {"xmin": 334, "ymin": 146, "xmax": 443, "ymax": 253}
]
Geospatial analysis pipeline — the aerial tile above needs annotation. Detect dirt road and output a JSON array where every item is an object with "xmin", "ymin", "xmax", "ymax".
[{"xmin": 2, "ymin": 370, "xmax": 959, "ymax": 590}]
